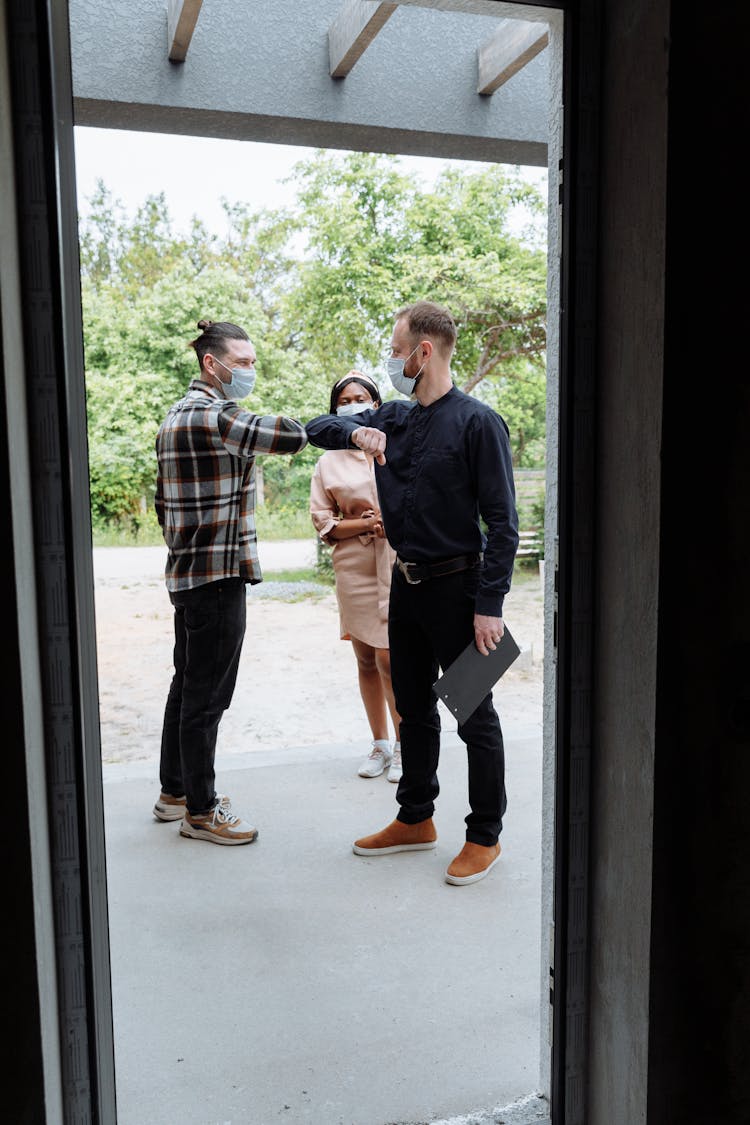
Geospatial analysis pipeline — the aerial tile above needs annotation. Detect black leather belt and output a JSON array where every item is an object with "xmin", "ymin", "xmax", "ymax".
[{"xmin": 395, "ymin": 553, "xmax": 481, "ymax": 585}]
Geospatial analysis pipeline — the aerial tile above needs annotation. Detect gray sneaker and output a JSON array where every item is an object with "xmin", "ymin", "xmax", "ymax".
[{"xmin": 179, "ymin": 795, "xmax": 258, "ymax": 846}]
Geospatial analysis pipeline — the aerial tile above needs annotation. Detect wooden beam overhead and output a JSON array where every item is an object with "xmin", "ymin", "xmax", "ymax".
[
  {"xmin": 167, "ymin": 0, "xmax": 204, "ymax": 63},
  {"xmin": 477, "ymin": 18, "xmax": 549, "ymax": 97},
  {"xmin": 329, "ymin": 0, "xmax": 398, "ymax": 79}
]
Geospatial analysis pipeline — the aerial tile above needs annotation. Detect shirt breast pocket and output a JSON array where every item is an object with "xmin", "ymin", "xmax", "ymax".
[
  {"xmin": 420, "ymin": 448, "xmax": 466, "ymax": 491},
  {"xmin": 413, "ymin": 451, "xmax": 470, "ymax": 524}
]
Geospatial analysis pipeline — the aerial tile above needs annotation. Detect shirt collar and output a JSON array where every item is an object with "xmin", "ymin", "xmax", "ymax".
[
  {"xmin": 189, "ymin": 378, "xmax": 225, "ymax": 401},
  {"xmin": 417, "ymin": 384, "xmax": 457, "ymax": 411}
]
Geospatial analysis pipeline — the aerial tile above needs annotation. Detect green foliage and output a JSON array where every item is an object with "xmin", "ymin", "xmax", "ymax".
[
  {"xmin": 279, "ymin": 151, "xmax": 417, "ymax": 372},
  {"xmin": 529, "ymin": 494, "xmax": 546, "ymax": 560},
  {"xmin": 254, "ymin": 503, "xmax": 315, "ymax": 541},
  {"xmin": 261, "ymin": 567, "xmax": 330, "ymax": 584},
  {"xmin": 315, "ymin": 538, "xmax": 335, "ymax": 583},
  {"xmin": 92, "ymin": 510, "xmax": 163, "ymax": 547},
  {"xmin": 474, "ymin": 361, "xmax": 546, "ymax": 468},
  {"xmin": 529, "ymin": 493, "xmax": 546, "ymax": 530},
  {"xmin": 274, "ymin": 151, "xmax": 547, "ymax": 466},
  {"xmin": 259, "ymin": 444, "xmax": 323, "ymax": 512},
  {"xmin": 79, "ymin": 152, "xmax": 548, "ymax": 530},
  {"xmin": 277, "ymin": 153, "xmax": 547, "ymax": 391},
  {"xmin": 79, "ymin": 182, "xmax": 193, "ymax": 295}
]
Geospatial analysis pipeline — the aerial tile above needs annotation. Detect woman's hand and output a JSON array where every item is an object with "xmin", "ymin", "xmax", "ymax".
[
  {"xmin": 360, "ymin": 508, "xmax": 385, "ymax": 537},
  {"xmin": 328, "ymin": 509, "xmax": 385, "ymax": 540}
]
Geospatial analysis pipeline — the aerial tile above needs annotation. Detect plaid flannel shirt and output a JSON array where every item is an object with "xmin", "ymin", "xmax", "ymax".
[{"xmin": 155, "ymin": 380, "xmax": 308, "ymax": 591}]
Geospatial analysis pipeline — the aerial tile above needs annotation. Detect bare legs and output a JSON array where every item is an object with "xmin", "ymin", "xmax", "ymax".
[{"xmin": 350, "ymin": 636, "xmax": 401, "ymax": 742}]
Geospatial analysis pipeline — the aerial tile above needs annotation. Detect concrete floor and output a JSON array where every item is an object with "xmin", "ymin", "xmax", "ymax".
[{"xmin": 103, "ymin": 721, "xmax": 547, "ymax": 1125}]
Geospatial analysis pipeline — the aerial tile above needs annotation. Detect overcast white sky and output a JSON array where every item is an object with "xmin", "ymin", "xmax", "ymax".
[{"xmin": 73, "ymin": 126, "xmax": 548, "ymax": 237}]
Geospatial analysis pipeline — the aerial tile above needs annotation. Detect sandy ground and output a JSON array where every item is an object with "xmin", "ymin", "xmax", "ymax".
[{"xmin": 93, "ymin": 543, "xmax": 544, "ymax": 767}]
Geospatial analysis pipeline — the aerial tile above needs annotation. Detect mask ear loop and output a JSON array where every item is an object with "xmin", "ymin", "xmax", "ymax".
[{"xmin": 410, "ymin": 342, "xmax": 429, "ymax": 386}]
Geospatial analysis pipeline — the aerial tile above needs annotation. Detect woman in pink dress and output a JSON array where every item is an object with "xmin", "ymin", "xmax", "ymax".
[{"xmin": 309, "ymin": 371, "xmax": 402, "ymax": 782}]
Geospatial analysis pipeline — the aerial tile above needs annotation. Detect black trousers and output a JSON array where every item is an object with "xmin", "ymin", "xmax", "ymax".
[
  {"xmin": 159, "ymin": 577, "xmax": 247, "ymax": 816},
  {"xmin": 388, "ymin": 564, "xmax": 507, "ymax": 846}
]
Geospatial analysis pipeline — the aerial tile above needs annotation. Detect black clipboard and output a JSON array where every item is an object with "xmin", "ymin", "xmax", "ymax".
[{"xmin": 432, "ymin": 626, "xmax": 521, "ymax": 725}]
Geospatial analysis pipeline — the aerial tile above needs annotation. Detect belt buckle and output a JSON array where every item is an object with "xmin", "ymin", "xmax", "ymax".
[{"xmin": 397, "ymin": 557, "xmax": 421, "ymax": 585}]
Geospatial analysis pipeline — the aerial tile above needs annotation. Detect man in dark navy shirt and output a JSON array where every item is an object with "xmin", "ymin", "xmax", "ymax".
[{"xmin": 305, "ymin": 301, "xmax": 519, "ymax": 885}]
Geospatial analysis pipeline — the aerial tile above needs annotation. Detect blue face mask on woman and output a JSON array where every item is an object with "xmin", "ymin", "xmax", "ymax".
[
  {"xmin": 336, "ymin": 402, "xmax": 371, "ymax": 417},
  {"xmin": 214, "ymin": 356, "xmax": 257, "ymax": 400}
]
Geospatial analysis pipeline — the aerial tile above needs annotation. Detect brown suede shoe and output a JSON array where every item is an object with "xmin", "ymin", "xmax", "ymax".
[
  {"xmin": 353, "ymin": 817, "xmax": 437, "ymax": 856},
  {"xmin": 445, "ymin": 841, "xmax": 501, "ymax": 885}
]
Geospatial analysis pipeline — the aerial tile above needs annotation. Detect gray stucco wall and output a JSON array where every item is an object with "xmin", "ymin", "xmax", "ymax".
[
  {"xmin": 69, "ymin": 0, "xmax": 549, "ymax": 163},
  {"xmin": 539, "ymin": 13, "xmax": 563, "ymax": 1100}
]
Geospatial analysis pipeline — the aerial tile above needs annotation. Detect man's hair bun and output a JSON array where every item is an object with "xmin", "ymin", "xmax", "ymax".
[{"xmin": 189, "ymin": 319, "xmax": 249, "ymax": 363}]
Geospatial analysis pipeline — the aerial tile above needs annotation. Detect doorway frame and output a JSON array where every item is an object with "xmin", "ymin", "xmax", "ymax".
[{"xmin": 3, "ymin": 0, "xmax": 600, "ymax": 1121}]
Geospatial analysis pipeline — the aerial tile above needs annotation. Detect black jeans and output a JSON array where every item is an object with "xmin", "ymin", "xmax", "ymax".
[
  {"xmin": 159, "ymin": 578, "xmax": 247, "ymax": 816},
  {"xmin": 388, "ymin": 564, "xmax": 507, "ymax": 846}
]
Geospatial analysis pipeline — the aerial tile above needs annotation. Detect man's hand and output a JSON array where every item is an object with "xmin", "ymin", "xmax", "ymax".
[
  {"xmin": 352, "ymin": 426, "xmax": 386, "ymax": 465},
  {"xmin": 474, "ymin": 614, "xmax": 505, "ymax": 656}
]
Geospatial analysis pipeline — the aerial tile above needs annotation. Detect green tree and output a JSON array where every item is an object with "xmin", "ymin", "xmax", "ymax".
[
  {"xmin": 79, "ymin": 152, "xmax": 548, "ymax": 533},
  {"xmin": 279, "ymin": 151, "xmax": 417, "ymax": 374},
  {"xmin": 79, "ymin": 180, "xmax": 192, "ymax": 297},
  {"xmin": 82, "ymin": 263, "xmax": 291, "ymax": 528},
  {"xmin": 276, "ymin": 151, "xmax": 547, "ymax": 463}
]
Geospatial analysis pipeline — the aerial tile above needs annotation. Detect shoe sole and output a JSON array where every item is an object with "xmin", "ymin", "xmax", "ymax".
[
  {"xmin": 387, "ymin": 773, "xmax": 402, "ymax": 784},
  {"xmin": 179, "ymin": 824, "xmax": 258, "ymax": 845},
  {"xmin": 352, "ymin": 840, "xmax": 436, "ymax": 855},
  {"xmin": 153, "ymin": 806, "xmax": 186, "ymax": 822},
  {"xmin": 444, "ymin": 853, "xmax": 501, "ymax": 885}
]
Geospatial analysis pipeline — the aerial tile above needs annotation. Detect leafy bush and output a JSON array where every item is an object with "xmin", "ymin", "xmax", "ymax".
[
  {"xmin": 529, "ymin": 494, "xmax": 545, "ymax": 557},
  {"xmin": 315, "ymin": 538, "xmax": 335, "ymax": 583},
  {"xmin": 254, "ymin": 503, "xmax": 315, "ymax": 541}
]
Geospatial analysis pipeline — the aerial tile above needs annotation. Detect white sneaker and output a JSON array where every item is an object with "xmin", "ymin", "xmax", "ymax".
[
  {"xmin": 358, "ymin": 744, "xmax": 393, "ymax": 778},
  {"xmin": 387, "ymin": 747, "xmax": 402, "ymax": 783}
]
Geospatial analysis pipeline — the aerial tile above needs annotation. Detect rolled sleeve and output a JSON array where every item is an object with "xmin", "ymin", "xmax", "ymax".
[{"xmin": 309, "ymin": 462, "xmax": 340, "ymax": 544}]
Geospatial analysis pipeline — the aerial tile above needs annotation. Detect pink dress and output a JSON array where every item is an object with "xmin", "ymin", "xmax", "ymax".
[{"xmin": 309, "ymin": 449, "xmax": 396, "ymax": 648}]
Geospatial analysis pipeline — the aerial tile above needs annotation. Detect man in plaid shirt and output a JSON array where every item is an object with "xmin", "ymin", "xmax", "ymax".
[{"xmin": 152, "ymin": 319, "xmax": 308, "ymax": 845}]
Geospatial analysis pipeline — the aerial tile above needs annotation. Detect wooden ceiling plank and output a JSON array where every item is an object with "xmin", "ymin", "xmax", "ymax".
[
  {"xmin": 477, "ymin": 18, "xmax": 549, "ymax": 96},
  {"xmin": 329, "ymin": 1, "xmax": 398, "ymax": 78},
  {"xmin": 168, "ymin": 0, "xmax": 204, "ymax": 63}
]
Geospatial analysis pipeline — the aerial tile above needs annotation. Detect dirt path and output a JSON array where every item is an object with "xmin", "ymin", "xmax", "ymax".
[{"xmin": 93, "ymin": 544, "xmax": 544, "ymax": 765}]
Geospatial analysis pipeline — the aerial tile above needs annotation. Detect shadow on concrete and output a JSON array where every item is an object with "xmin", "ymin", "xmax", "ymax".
[{"xmin": 103, "ymin": 720, "xmax": 546, "ymax": 1125}]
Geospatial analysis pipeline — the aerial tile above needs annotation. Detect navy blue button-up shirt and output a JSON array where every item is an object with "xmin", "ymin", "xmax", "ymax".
[{"xmin": 305, "ymin": 387, "xmax": 519, "ymax": 618}]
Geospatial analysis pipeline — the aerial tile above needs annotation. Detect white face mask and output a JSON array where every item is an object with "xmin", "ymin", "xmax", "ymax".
[
  {"xmin": 387, "ymin": 344, "xmax": 425, "ymax": 396},
  {"xmin": 214, "ymin": 356, "xmax": 257, "ymax": 400},
  {"xmin": 336, "ymin": 402, "xmax": 371, "ymax": 416}
]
